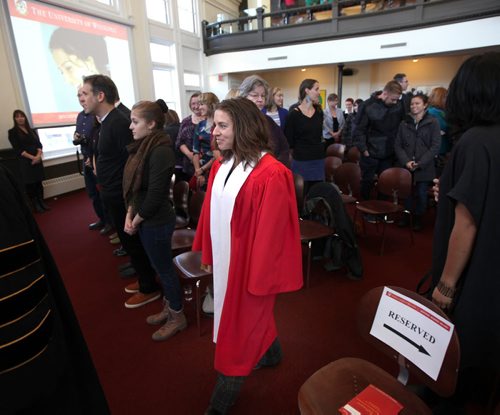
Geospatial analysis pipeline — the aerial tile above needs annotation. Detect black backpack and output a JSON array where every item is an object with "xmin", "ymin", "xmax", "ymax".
[{"xmin": 303, "ymin": 182, "xmax": 363, "ymax": 279}]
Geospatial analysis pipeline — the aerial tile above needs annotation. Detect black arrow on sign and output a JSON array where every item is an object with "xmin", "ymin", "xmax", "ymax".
[{"xmin": 383, "ymin": 324, "xmax": 431, "ymax": 356}]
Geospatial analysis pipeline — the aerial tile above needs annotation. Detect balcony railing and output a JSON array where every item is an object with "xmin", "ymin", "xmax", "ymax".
[{"xmin": 202, "ymin": 0, "xmax": 500, "ymax": 56}]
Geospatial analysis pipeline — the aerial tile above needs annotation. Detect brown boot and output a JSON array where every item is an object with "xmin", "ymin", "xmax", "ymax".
[
  {"xmin": 146, "ymin": 298, "xmax": 170, "ymax": 325},
  {"xmin": 152, "ymin": 308, "xmax": 187, "ymax": 341}
]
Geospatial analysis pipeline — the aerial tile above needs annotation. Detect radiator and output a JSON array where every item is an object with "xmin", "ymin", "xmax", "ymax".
[{"xmin": 43, "ymin": 173, "xmax": 85, "ymax": 198}]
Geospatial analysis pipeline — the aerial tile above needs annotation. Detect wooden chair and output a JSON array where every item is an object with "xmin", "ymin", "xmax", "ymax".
[
  {"xmin": 333, "ymin": 162, "xmax": 361, "ymax": 205},
  {"xmin": 173, "ymin": 180, "xmax": 190, "ymax": 229},
  {"xmin": 294, "ymin": 173, "xmax": 336, "ymax": 288},
  {"xmin": 346, "ymin": 146, "xmax": 361, "ymax": 163},
  {"xmin": 173, "ymin": 251, "xmax": 212, "ymax": 336},
  {"xmin": 354, "ymin": 167, "xmax": 413, "ymax": 255},
  {"xmin": 171, "ymin": 190, "xmax": 205, "ymax": 255},
  {"xmin": 326, "ymin": 143, "xmax": 346, "ymax": 159},
  {"xmin": 324, "ymin": 156, "xmax": 343, "ymax": 183},
  {"xmin": 298, "ymin": 286, "xmax": 460, "ymax": 415}
]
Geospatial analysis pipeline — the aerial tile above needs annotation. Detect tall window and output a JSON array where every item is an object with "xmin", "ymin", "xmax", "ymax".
[
  {"xmin": 150, "ymin": 42, "xmax": 178, "ymax": 110},
  {"xmin": 178, "ymin": 0, "xmax": 198, "ymax": 34},
  {"xmin": 146, "ymin": 0, "xmax": 170, "ymax": 25},
  {"xmin": 183, "ymin": 72, "xmax": 201, "ymax": 88}
]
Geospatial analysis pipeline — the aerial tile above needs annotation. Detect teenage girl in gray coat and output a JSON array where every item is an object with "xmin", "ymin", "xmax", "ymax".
[{"xmin": 395, "ymin": 93, "xmax": 441, "ymax": 230}]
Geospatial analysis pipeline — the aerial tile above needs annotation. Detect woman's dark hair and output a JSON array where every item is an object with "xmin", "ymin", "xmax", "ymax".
[
  {"xmin": 215, "ymin": 97, "xmax": 272, "ymax": 167},
  {"xmin": 411, "ymin": 92, "xmax": 429, "ymax": 106},
  {"xmin": 446, "ymin": 52, "xmax": 500, "ymax": 132},
  {"xmin": 12, "ymin": 109, "xmax": 34, "ymax": 133},
  {"xmin": 298, "ymin": 78, "xmax": 318, "ymax": 102},
  {"xmin": 49, "ymin": 27, "xmax": 109, "ymax": 74},
  {"xmin": 165, "ymin": 109, "xmax": 180, "ymax": 126},
  {"xmin": 132, "ymin": 100, "xmax": 166, "ymax": 131},
  {"xmin": 156, "ymin": 99, "xmax": 169, "ymax": 114}
]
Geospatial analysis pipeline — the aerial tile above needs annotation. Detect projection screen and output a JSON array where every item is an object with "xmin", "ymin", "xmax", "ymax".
[{"xmin": 6, "ymin": 0, "xmax": 136, "ymax": 127}]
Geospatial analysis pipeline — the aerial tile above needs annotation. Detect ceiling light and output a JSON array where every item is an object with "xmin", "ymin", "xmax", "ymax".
[{"xmin": 301, "ymin": 68, "xmax": 306, "ymax": 72}]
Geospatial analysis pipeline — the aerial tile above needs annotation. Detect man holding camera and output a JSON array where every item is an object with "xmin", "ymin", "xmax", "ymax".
[{"xmin": 74, "ymin": 87, "xmax": 109, "ymax": 232}]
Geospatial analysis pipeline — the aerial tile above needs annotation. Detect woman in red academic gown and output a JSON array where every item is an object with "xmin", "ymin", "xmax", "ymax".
[{"xmin": 193, "ymin": 97, "xmax": 303, "ymax": 414}]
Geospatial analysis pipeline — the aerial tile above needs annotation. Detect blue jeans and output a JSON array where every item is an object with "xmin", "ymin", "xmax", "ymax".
[
  {"xmin": 404, "ymin": 181, "xmax": 431, "ymax": 216},
  {"xmin": 83, "ymin": 165, "xmax": 106, "ymax": 223},
  {"xmin": 139, "ymin": 221, "xmax": 182, "ymax": 311}
]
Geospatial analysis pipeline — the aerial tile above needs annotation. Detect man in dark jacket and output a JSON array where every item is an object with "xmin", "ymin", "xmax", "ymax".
[
  {"xmin": 80, "ymin": 75, "xmax": 160, "ymax": 308},
  {"xmin": 353, "ymin": 80, "xmax": 405, "ymax": 200}
]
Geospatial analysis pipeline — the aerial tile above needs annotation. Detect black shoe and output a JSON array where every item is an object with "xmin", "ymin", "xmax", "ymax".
[
  {"xmin": 32, "ymin": 198, "xmax": 45, "ymax": 213},
  {"xmin": 412, "ymin": 216, "xmax": 424, "ymax": 232},
  {"xmin": 89, "ymin": 221, "xmax": 104, "ymax": 230},
  {"xmin": 119, "ymin": 266, "xmax": 136, "ymax": 278},
  {"xmin": 113, "ymin": 247, "xmax": 128, "ymax": 257},
  {"xmin": 118, "ymin": 262, "xmax": 133, "ymax": 271},
  {"xmin": 38, "ymin": 198, "xmax": 50, "ymax": 211},
  {"xmin": 397, "ymin": 216, "xmax": 410, "ymax": 227},
  {"xmin": 99, "ymin": 224, "xmax": 113, "ymax": 235}
]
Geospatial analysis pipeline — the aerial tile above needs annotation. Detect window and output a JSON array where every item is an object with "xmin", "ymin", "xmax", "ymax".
[
  {"xmin": 146, "ymin": 0, "xmax": 170, "ymax": 24},
  {"xmin": 178, "ymin": 0, "xmax": 198, "ymax": 33},
  {"xmin": 183, "ymin": 72, "xmax": 200, "ymax": 87},
  {"xmin": 153, "ymin": 69, "xmax": 177, "ymax": 110},
  {"xmin": 150, "ymin": 42, "xmax": 175, "ymax": 65}
]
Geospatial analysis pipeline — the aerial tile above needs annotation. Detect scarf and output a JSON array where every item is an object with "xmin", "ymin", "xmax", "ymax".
[{"xmin": 123, "ymin": 130, "xmax": 170, "ymax": 203}]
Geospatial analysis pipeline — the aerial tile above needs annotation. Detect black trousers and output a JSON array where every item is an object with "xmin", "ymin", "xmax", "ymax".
[
  {"xmin": 100, "ymin": 193, "xmax": 159, "ymax": 293},
  {"xmin": 209, "ymin": 338, "xmax": 282, "ymax": 414}
]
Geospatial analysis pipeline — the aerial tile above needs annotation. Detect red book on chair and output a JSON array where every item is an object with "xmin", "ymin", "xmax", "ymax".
[{"xmin": 339, "ymin": 384, "xmax": 403, "ymax": 414}]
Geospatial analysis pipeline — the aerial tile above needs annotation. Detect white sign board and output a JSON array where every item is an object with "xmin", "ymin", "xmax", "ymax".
[{"xmin": 370, "ymin": 287, "xmax": 454, "ymax": 380}]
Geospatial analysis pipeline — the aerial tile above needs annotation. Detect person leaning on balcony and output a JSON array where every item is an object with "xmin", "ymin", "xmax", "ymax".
[
  {"xmin": 237, "ymin": 75, "xmax": 290, "ymax": 167},
  {"xmin": 175, "ymin": 91, "xmax": 204, "ymax": 182},
  {"xmin": 430, "ymin": 52, "xmax": 500, "ymax": 413}
]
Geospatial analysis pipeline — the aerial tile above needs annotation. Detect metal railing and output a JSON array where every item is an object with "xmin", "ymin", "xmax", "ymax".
[{"xmin": 202, "ymin": 0, "xmax": 500, "ymax": 56}]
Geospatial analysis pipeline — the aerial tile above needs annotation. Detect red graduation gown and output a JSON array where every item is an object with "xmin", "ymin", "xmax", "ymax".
[{"xmin": 193, "ymin": 154, "xmax": 303, "ymax": 376}]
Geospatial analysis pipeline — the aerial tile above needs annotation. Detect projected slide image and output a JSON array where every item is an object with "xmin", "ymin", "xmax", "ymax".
[{"xmin": 7, "ymin": 0, "xmax": 135, "ymax": 126}]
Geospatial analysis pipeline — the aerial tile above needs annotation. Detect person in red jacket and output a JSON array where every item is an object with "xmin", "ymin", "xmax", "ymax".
[{"xmin": 193, "ymin": 97, "xmax": 303, "ymax": 414}]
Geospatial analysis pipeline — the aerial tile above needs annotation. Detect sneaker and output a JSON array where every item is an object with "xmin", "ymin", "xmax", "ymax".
[
  {"xmin": 202, "ymin": 288, "xmax": 214, "ymax": 314},
  {"xmin": 124, "ymin": 281, "xmax": 139, "ymax": 294},
  {"xmin": 113, "ymin": 247, "xmax": 128, "ymax": 257},
  {"xmin": 125, "ymin": 291, "xmax": 161, "ymax": 309},
  {"xmin": 100, "ymin": 224, "xmax": 113, "ymax": 235},
  {"xmin": 108, "ymin": 232, "xmax": 118, "ymax": 239},
  {"xmin": 110, "ymin": 237, "xmax": 121, "ymax": 245}
]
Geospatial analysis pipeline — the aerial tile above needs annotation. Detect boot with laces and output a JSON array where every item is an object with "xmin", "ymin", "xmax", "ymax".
[
  {"xmin": 152, "ymin": 307, "xmax": 187, "ymax": 341},
  {"xmin": 146, "ymin": 298, "xmax": 170, "ymax": 325}
]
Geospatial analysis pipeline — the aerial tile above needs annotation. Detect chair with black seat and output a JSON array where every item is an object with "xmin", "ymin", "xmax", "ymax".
[
  {"xmin": 294, "ymin": 173, "xmax": 336, "ymax": 288},
  {"xmin": 354, "ymin": 167, "xmax": 413, "ymax": 255},
  {"xmin": 173, "ymin": 180, "xmax": 190, "ymax": 229},
  {"xmin": 326, "ymin": 143, "xmax": 346, "ymax": 159},
  {"xmin": 171, "ymin": 190, "xmax": 205, "ymax": 256},
  {"xmin": 173, "ymin": 251, "xmax": 213, "ymax": 336},
  {"xmin": 324, "ymin": 156, "xmax": 343, "ymax": 183},
  {"xmin": 298, "ymin": 285, "xmax": 460, "ymax": 415}
]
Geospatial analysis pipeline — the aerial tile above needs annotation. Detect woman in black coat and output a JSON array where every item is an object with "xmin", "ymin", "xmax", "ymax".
[
  {"xmin": 8, "ymin": 110, "xmax": 49, "ymax": 213},
  {"xmin": 394, "ymin": 93, "xmax": 440, "ymax": 230}
]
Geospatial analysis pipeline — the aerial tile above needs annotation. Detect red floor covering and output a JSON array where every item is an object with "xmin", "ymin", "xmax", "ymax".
[{"xmin": 36, "ymin": 190, "xmax": 435, "ymax": 414}]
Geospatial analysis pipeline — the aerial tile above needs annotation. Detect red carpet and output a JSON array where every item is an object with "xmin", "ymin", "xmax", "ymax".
[{"xmin": 36, "ymin": 190, "xmax": 434, "ymax": 414}]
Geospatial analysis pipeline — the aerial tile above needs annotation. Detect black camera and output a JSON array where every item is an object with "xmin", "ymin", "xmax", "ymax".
[{"xmin": 73, "ymin": 133, "xmax": 88, "ymax": 146}]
